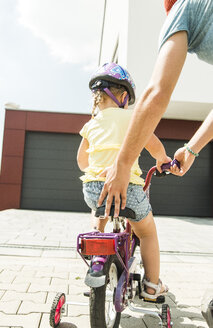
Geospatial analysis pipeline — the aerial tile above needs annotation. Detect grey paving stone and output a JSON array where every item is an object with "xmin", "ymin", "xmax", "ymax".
[
  {"xmin": 0, "ymin": 247, "xmax": 42, "ymax": 257},
  {"xmin": 160, "ymin": 254, "xmax": 181, "ymax": 263},
  {"xmin": 0, "ymin": 272, "xmax": 16, "ymax": 284},
  {"xmin": 0, "ymin": 313, "xmax": 41, "ymax": 328},
  {"xmin": 0, "ymin": 291, "xmax": 5, "ymax": 299},
  {"xmin": 1, "ymin": 291, "xmax": 47, "ymax": 303},
  {"xmin": 41, "ymin": 250, "xmax": 77, "ymax": 259},
  {"xmin": 35, "ymin": 270, "xmax": 68, "ymax": 279},
  {"xmin": 0, "ymin": 270, "xmax": 35, "ymax": 280},
  {"xmin": 0, "ymin": 257, "xmax": 38, "ymax": 267},
  {"xmin": 0, "ymin": 265, "xmax": 22, "ymax": 272},
  {"xmin": 0, "ymin": 283, "xmax": 29, "ymax": 293},
  {"xmin": 176, "ymin": 255, "xmax": 213, "ymax": 264},
  {"xmin": 17, "ymin": 301, "xmax": 51, "ymax": 314},
  {"xmin": 22, "ymin": 266, "xmax": 53, "ymax": 273},
  {"xmin": 0, "ymin": 301, "xmax": 21, "ymax": 314},
  {"xmin": 38, "ymin": 313, "xmax": 50, "ymax": 328},
  {"xmin": 67, "ymin": 303, "xmax": 89, "ymax": 317},
  {"xmin": 28, "ymin": 283, "xmax": 68, "ymax": 293},
  {"xmin": 13, "ymin": 277, "xmax": 51, "ymax": 285}
]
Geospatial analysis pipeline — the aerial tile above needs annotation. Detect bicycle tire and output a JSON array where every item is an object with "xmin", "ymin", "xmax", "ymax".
[
  {"xmin": 49, "ymin": 292, "xmax": 66, "ymax": 328},
  {"xmin": 89, "ymin": 255, "xmax": 122, "ymax": 328},
  {"xmin": 162, "ymin": 303, "xmax": 173, "ymax": 328}
]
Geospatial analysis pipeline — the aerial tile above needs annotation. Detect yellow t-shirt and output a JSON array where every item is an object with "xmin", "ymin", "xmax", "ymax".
[{"xmin": 79, "ymin": 107, "xmax": 144, "ymax": 186}]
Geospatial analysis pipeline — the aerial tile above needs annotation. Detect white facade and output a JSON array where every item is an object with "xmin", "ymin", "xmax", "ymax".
[{"xmin": 100, "ymin": 0, "xmax": 213, "ymax": 121}]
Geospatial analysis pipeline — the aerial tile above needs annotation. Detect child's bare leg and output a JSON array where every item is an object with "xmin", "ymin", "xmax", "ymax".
[
  {"xmin": 91, "ymin": 210, "xmax": 108, "ymax": 232},
  {"xmin": 91, "ymin": 210, "xmax": 98, "ymax": 230},
  {"xmin": 96, "ymin": 217, "xmax": 108, "ymax": 232},
  {"xmin": 128, "ymin": 211, "xmax": 163, "ymax": 295}
]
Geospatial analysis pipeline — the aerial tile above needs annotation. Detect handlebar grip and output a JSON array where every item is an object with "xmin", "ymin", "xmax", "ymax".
[{"xmin": 161, "ymin": 159, "xmax": 180, "ymax": 171}]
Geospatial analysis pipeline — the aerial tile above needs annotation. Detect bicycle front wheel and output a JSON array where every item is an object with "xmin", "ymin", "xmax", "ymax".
[{"xmin": 89, "ymin": 255, "xmax": 122, "ymax": 328}]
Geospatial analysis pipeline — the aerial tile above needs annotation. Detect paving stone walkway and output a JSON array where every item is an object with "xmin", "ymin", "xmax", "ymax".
[{"xmin": 0, "ymin": 209, "xmax": 212, "ymax": 328}]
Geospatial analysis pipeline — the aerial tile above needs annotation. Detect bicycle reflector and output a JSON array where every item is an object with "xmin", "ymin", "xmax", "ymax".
[{"xmin": 81, "ymin": 238, "xmax": 116, "ymax": 255}]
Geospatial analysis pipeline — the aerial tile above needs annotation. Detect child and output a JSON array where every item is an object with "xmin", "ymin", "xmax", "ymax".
[{"xmin": 77, "ymin": 62, "xmax": 171, "ymax": 299}]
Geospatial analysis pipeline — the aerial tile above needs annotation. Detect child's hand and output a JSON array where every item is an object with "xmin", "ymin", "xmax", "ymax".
[{"xmin": 156, "ymin": 155, "xmax": 172, "ymax": 173}]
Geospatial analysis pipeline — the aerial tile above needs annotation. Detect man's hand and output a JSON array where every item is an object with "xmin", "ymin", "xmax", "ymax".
[
  {"xmin": 98, "ymin": 161, "xmax": 131, "ymax": 218},
  {"xmin": 170, "ymin": 146, "xmax": 195, "ymax": 176}
]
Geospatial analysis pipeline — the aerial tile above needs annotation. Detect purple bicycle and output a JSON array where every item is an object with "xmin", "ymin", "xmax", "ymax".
[{"xmin": 50, "ymin": 160, "xmax": 179, "ymax": 328}]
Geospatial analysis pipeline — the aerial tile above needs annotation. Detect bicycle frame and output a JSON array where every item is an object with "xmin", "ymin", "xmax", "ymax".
[{"xmin": 77, "ymin": 160, "xmax": 179, "ymax": 307}]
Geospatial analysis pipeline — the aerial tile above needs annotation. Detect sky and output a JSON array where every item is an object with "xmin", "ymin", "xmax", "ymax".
[{"xmin": 0, "ymin": 0, "xmax": 104, "ymax": 160}]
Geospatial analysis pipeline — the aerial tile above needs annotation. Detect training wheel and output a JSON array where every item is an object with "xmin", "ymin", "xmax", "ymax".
[
  {"xmin": 49, "ymin": 292, "xmax": 66, "ymax": 328},
  {"xmin": 161, "ymin": 304, "xmax": 173, "ymax": 328}
]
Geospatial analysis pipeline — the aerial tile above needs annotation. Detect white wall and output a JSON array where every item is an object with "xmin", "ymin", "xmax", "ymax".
[{"xmin": 100, "ymin": 0, "xmax": 213, "ymax": 121}]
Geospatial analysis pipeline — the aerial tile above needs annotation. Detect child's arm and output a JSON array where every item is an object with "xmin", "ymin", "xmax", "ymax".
[
  {"xmin": 77, "ymin": 138, "xmax": 89, "ymax": 171},
  {"xmin": 145, "ymin": 134, "xmax": 172, "ymax": 172}
]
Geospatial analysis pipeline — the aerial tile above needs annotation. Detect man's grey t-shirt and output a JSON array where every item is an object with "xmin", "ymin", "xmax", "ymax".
[{"xmin": 159, "ymin": 0, "xmax": 213, "ymax": 65}]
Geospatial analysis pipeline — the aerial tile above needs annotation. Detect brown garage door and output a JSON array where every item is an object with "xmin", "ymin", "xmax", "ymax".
[{"xmin": 21, "ymin": 131, "xmax": 89, "ymax": 212}]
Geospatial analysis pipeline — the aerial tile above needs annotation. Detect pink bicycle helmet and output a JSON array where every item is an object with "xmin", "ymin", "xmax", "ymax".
[{"xmin": 89, "ymin": 63, "xmax": 136, "ymax": 107}]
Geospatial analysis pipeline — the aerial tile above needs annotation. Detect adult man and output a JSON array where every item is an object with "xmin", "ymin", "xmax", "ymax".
[{"xmin": 98, "ymin": 0, "xmax": 213, "ymax": 217}]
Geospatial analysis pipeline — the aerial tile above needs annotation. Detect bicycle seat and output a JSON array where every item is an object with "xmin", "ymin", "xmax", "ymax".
[{"xmin": 95, "ymin": 205, "xmax": 136, "ymax": 220}]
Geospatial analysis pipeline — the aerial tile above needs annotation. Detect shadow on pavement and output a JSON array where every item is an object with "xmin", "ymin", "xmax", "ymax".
[
  {"xmin": 169, "ymin": 216, "xmax": 213, "ymax": 227},
  {"xmin": 58, "ymin": 323, "xmax": 77, "ymax": 328},
  {"xmin": 119, "ymin": 292, "xmax": 207, "ymax": 328}
]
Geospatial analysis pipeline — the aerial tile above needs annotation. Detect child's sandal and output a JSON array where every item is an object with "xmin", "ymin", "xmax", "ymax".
[{"xmin": 141, "ymin": 278, "xmax": 169, "ymax": 300}]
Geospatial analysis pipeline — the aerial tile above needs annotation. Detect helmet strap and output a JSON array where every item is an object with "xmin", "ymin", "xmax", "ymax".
[{"xmin": 103, "ymin": 88, "xmax": 129, "ymax": 108}]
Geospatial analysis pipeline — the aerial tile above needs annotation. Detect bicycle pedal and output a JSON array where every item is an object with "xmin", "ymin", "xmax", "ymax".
[
  {"xmin": 143, "ymin": 295, "xmax": 165, "ymax": 304},
  {"xmin": 132, "ymin": 273, "xmax": 141, "ymax": 281},
  {"xmin": 83, "ymin": 291, "xmax": 90, "ymax": 297}
]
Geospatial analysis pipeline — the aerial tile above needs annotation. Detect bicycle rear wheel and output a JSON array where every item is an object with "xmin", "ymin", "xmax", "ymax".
[{"xmin": 89, "ymin": 255, "xmax": 122, "ymax": 328}]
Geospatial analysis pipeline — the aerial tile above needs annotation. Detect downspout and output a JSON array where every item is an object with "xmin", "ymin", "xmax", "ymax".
[{"xmin": 98, "ymin": 0, "xmax": 107, "ymax": 65}]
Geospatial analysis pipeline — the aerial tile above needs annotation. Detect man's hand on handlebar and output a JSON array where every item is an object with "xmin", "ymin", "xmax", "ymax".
[{"xmin": 169, "ymin": 147, "xmax": 195, "ymax": 176}]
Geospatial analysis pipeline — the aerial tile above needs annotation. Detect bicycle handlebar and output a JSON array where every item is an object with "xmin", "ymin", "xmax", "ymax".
[
  {"xmin": 143, "ymin": 159, "xmax": 180, "ymax": 191},
  {"xmin": 161, "ymin": 159, "xmax": 180, "ymax": 171}
]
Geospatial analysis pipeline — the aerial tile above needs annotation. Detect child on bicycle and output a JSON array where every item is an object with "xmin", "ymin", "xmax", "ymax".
[{"xmin": 77, "ymin": 62, "xmax": 171, "ymax": 299}]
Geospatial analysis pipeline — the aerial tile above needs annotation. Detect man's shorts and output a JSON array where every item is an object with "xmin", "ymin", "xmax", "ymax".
[{"xmin": 83, "ymin": 181, "xmax": 152, "ymax": 222}]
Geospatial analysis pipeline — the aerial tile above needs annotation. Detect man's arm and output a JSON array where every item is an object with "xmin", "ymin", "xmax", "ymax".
[
  {"xmin": 186, "ymin": 109, "xmax": 213, "ymax": 153},
  {"xmin": 98, "ymin": 31, "xmax": 188, "ymax": 217},
  {"xmin": 172, "ymin": 109, "xmax": 213, "ymax": 175}
]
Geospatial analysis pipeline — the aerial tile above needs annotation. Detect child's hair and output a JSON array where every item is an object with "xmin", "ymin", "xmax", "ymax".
[{"xmin": 91, "ymin": 85, "xmax": 127, "ymax": 118}]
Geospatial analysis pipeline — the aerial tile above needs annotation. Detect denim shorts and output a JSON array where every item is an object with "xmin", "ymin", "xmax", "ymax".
[{"xmin": 82, "ymin": 181, "xmax": 152, "ymax": 222}]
